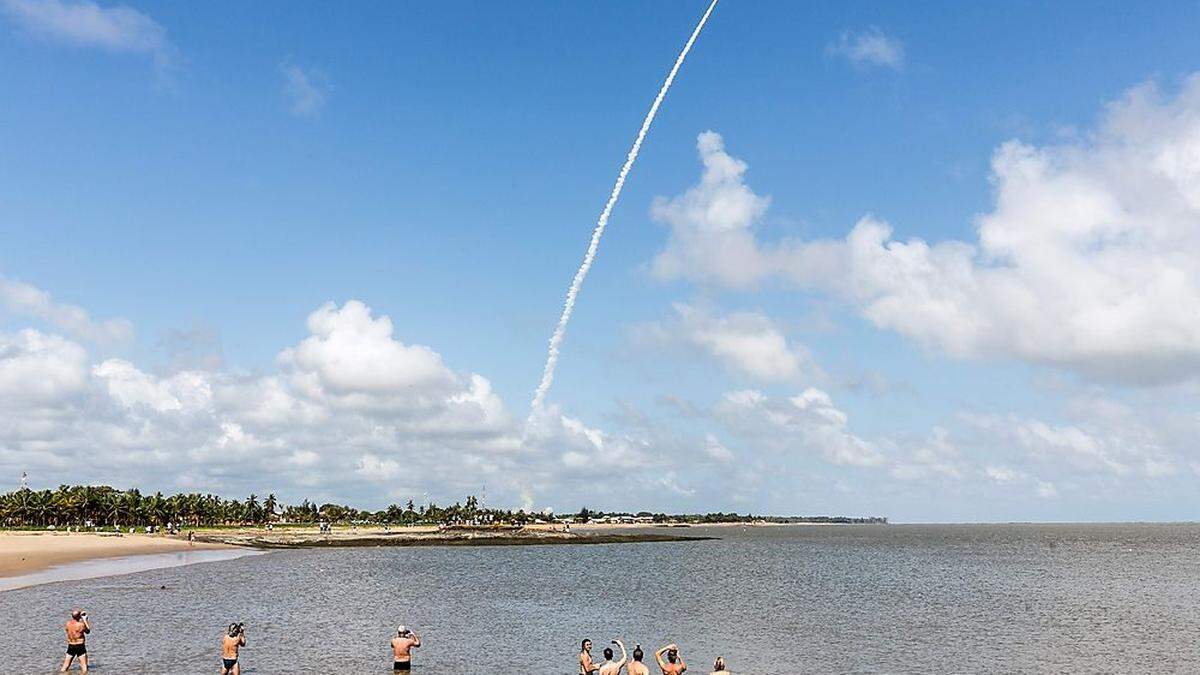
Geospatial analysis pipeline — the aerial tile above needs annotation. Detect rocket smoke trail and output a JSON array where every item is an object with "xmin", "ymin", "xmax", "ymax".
[{"xmin": 530, "ymin": 0, "xmax": 719, "ymax": 410}]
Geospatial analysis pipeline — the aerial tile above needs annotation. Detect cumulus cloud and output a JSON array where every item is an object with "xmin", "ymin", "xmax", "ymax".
[
  {"xmin": 633, "ymin": 303, "xmax": 810, "ymax": 383},
  {"xmin": 966, "ymin": 411, "xmax": 1175, "ymax": 479},
  {"xmin": 281, "ymin": 62, "xmax": 328, "ymax": 117},
  {"xmin": 0, "ymin": 299, "xmax": 709, "ymax": 511},
  {"xmin": 826, "ymin": 27, "xmax": 905, "ymax": 70},
  {"xmin": 0, "ymin": 276, "xmax": 133, "ymax": 345},
  {"xmin": 1, "ymin": 0, "xmax": 172, "ymax": 67},
  {"xmin": 714, "ymin": 388, "xmax": 885, "ymax": 468},
  {"xmin": 653, "ymin": 76, "xmax": 1200, "ymax": 384}
]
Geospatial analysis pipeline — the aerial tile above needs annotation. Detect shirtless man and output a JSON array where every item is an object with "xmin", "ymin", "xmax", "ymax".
[
  {"xmin": 391, "ymin": 625, "xmax": 421, "ymax": 671},
  {"xmin": 710, "ymin": 656, "xmax": 731, "ymax": 675},
  {"xmin": 60, "ymin": 610, "xmax": 90, "ymax": 673},
  {"xmin": 579, "ymin": 639, "xmax": 599, "ymax": 674},
  {"xmin": 220, "ymin": 623, "xmax": 246, "ymax": 675},
  {"xmin": 599, "ymin": 639, "xmax": 628, "ymax": 675},
  {"xmin": 656, "ymin": 643, "xmax": 687, "ymax": 675},
  {"xmin": 627, "ymin": 645, "xmax": 651, "ymax": 675}
]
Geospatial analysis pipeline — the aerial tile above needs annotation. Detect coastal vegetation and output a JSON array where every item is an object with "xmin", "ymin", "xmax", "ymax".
[{"xmin": 0, "ymin": 484, "xmax": 885, "ymax": 529}]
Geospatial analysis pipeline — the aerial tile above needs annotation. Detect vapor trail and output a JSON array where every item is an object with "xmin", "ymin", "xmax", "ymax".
[{"xmin": 530, "ymin": 0, "xmax": 719, "ymax": 410}]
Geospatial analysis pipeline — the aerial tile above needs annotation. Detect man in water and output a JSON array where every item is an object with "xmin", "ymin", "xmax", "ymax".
[
  {"xmin": 710, "ymin": 656, "xmax": 731, "ymax": 674},
  {"xmin": 221, "ymin": 623, "xmax": 246, "ymax": 675},
  {"xmin": 391, "ymin": 625, "xmax": 421, "ymax": 671},
  {"xmin": 60, "ymin": 609, "xmax": 90, "ymax": 673},
  {"xmin": 627, "ymin": 645, "xmax": 650, "ymax": 675},
  {"xmin": 656, "ymin": 643, "xmax": 687, "ymax": 674},
  {"xmin": 579, "ymin": 639, "xmax": 599, "ymax": 674},
  {"xmin": 599, "ymin": 639, "xmax": 628, "ymax": 675}
]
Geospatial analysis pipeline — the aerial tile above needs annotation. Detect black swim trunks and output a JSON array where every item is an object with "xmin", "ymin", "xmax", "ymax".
[
  {"xmin": 223, "ymin": 658, "xmax": 238, "ymax": 670},
  {"xmin": 66, "ymin": 643, "xmax": 86, "ymax": 656},
  {"xmin": 393, "ymin": 661, "xmax": 411, "ymax": 671}
]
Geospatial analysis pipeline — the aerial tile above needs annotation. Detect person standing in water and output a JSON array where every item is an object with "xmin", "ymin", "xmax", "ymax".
[
  {"xmin": 627, "ymin": 645, "xmax": 650, "ymax": 675},
  {"xmin": 391, "ymin": 625, "xmax": 421, "ymax": 671},
  {"xmin": 656, "ymin": 643, "xmax": 687, "ymax": 674},
  {"xmin": 599, "ymin": 639, "xmax": 628, "ymax": 675},
  {"xmin": 60, "ymin": 609, "xmax": 90, "ymax": 673},
  {"xmin": 579, "ymin": 639, "xmax": 600, "ymax": 674},
  {"xmin": 220, "ymin": 623, "xmax": 246, "ymax": 675},
  {"xmin": 710, "ymin": 656, "xmax": 731, "ymax": 674}
]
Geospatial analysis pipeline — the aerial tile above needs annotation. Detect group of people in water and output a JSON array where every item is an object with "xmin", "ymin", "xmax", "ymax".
[
  {"xmin": 579, "ymin": 638, "xmax": 733, "ymax": 675},
  {"xmin": 58, "ymin": 609, "xmax": 421, "ymax": 673},
  {"xmin": 59, "ymin": 608, "xmax": 730, "ymax": 674}
]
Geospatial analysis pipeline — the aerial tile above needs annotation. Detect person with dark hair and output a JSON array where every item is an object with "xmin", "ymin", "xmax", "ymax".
[
  {"xmin": 599, "ymin": 639, "xmax": 627, "ymax": 675},
  {"xmin": 391, "ymin": 626, "xmax": 421, "ymax": 671},
  {"xmin": 628, "ymin": 645, "xmax": 650, "ymax": 675},
  {"xmin": 710, "ymin": 656, "xmax": 731, "ymax": 674},
  {"xmin": 655, "ymin": 643, "xmax": 687, "ymax": 674},
  {"xmin": 579, "ymin": 639, "xmax": 599, "ymax": 674},
  {"xmin": 220, "ymin": 622, "xmax": 246, "ymax": 675},
  {"xmin": 60, "ymin": 609, "xmax": 90, "ymax": 673}
]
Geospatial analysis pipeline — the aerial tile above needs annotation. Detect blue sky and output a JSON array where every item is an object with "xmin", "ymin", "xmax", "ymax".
[{"xmin": 2, "ymin": 0, "xmax": 1199, "ymax": 521}]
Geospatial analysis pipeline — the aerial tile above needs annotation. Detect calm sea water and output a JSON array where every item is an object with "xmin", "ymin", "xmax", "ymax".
[{"xmin": 3, "ymin": 524, "xmax": 1200, "ymax": 674}]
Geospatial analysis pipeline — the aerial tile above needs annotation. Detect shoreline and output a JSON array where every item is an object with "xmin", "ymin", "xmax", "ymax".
[
  {"xmin": 192, "ymin": 523, "xmax": 716, "ymax": 549},
  {"xmin": 0, "ymin": 531, "xmax": 234, "ymax": 579}
]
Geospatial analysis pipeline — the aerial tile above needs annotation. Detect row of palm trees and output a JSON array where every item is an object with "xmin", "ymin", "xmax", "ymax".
[{"xmin": 0, "ymin": 485, "xmax": 539, "ymax": 529}]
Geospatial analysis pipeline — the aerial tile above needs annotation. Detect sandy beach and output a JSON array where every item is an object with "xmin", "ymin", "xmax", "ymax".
[{"xmin": 0, "ymin": 532, "xmax": 233, "ymax": 578}]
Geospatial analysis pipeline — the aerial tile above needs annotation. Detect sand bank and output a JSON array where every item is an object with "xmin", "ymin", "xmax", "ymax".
[
  {"xmin": 0, "ymin": 531, "xmax": 233, "ymax": 578},
  {"xmin": 191, "ymin": 524, "xmax": 714, "ymax": 549}
]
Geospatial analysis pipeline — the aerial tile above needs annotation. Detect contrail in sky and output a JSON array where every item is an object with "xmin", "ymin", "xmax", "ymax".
[{"xmin": 531, "ymin": 0, "xmax": 720, "ymax": 410}]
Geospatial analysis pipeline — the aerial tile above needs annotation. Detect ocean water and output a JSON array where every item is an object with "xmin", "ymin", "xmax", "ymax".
[{"xmin": 3, "ymin": 523, "xmax": 1200, "ymax": 674}]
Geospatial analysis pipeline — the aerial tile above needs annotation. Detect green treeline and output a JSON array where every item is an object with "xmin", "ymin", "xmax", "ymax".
[{"xmin": 0, "ymin": 485, "xmax": 886, "ymax": 529}]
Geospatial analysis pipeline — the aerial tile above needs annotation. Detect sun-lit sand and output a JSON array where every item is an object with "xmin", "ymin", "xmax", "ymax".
[{"xmin": 0, "ymin": 532, "xmax": 232, "ymax": 578}]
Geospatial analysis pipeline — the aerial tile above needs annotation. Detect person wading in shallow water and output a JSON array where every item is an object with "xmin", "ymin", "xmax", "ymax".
[
  {"xmin": 220, "ymin": 623, "xmax": 246, "ymax": 675},
  {"xmin": 580, "ymin": 639, "xmax": 600, "ymax": 674},
  {"xmin": 656, "ymin": 643, "xmax": 687, "ymax": 675},
  {"xmin": 60, "ymin": 609, "xmax": 90, "ymax": 673},
  {"xmin": 628, "ymin": 645, "xmax": 650, "ymax": 675},
  {"xmin": 391, "ymin": 626, "xmax": 421, "ymax": 671},
  {"xmin": 710, "ymin": 656, "xmax": 731, "ymax": 674}
]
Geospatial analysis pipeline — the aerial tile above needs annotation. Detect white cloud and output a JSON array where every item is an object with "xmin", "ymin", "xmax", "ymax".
[
  {"xmin": 281, "ymin": 63, "xmax": 328, "ymax": 117},
  {"xmin": 653, "ymin": 76, "xmax": 1200, "ymax": 385},
  {"xmin": 634, "ymin": 303, "xmax": 809, "ymax": 383},
  {"xmin": 826, "ymin": 27, "xmax": 905, "ymax": 70},
  {"xmin": 714, "ymin": 388, "xmax": 886, "ymax": 468},
  {"xmin": 1, "ymin": 0, "xmax": 171, "ymax": 66},
  {"xmin": 966, "ymin": 411, "xmax": 1176, "ymax": 479},
  {"xmin": 985, "ymin": 465, "xmax": 1024, "ymax": 484},
  {"xmin": 1036, "ymin": 480, "xmax": 1059, "ymax": 499},
  {"xmin": 0, "ymin": 276, "xmax": 133, "ymax": 345},
  {"xmin": 890, "ymin": 427, "xmax": 964, "ymax": 481},
  {"xmin": 0, "ymin": 329, "xmax": 89, "ymax": 406},
  {"xmin": 703, "ymin": 433, "xmax": 734, "ymax": 463},
  {"xmin": 357, "ymin": 453, "xmax": 401, "ymax": 481},
  {"xmin": 651, "ymin": 131, "xmax": 772, "ymax": 288}
]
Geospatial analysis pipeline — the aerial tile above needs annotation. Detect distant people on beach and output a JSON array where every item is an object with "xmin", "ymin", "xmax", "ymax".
[
  {"xmin": 599, "ymin": 639, "xmax": 627, "ymax": 675},
  {"xmin": 656, "ymin": 643, "xmax": 687, "ymax": 674},
  {"xmin": 60, "ymin": 609, "xmax": 90, "ymax": 673},
  {"xmin": 580, "ymin": 639, "xmax": 599, "ymax": 674},
  {"xmin": 221, "ymin": 622, "xmax": 246, "ymax": 675},
  {"xmin": 391, "ymin": 625, "xmax": 420, "ymax": 671},
  {"xmin": 628, "ymin": 645, "xmax": 650, "ymax": 675},
  {"xmin": 710, "ymin": 656, "xmax": 730, "ymax": 674}
]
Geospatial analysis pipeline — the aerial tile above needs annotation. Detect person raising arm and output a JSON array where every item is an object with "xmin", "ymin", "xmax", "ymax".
[
  {"xmin": 599, "ymin": 639, "xmax": 628, "ymax": 675},
  {"xmin": 656, "ymin": 643, "xmax": 687, "ymax": 675}
]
